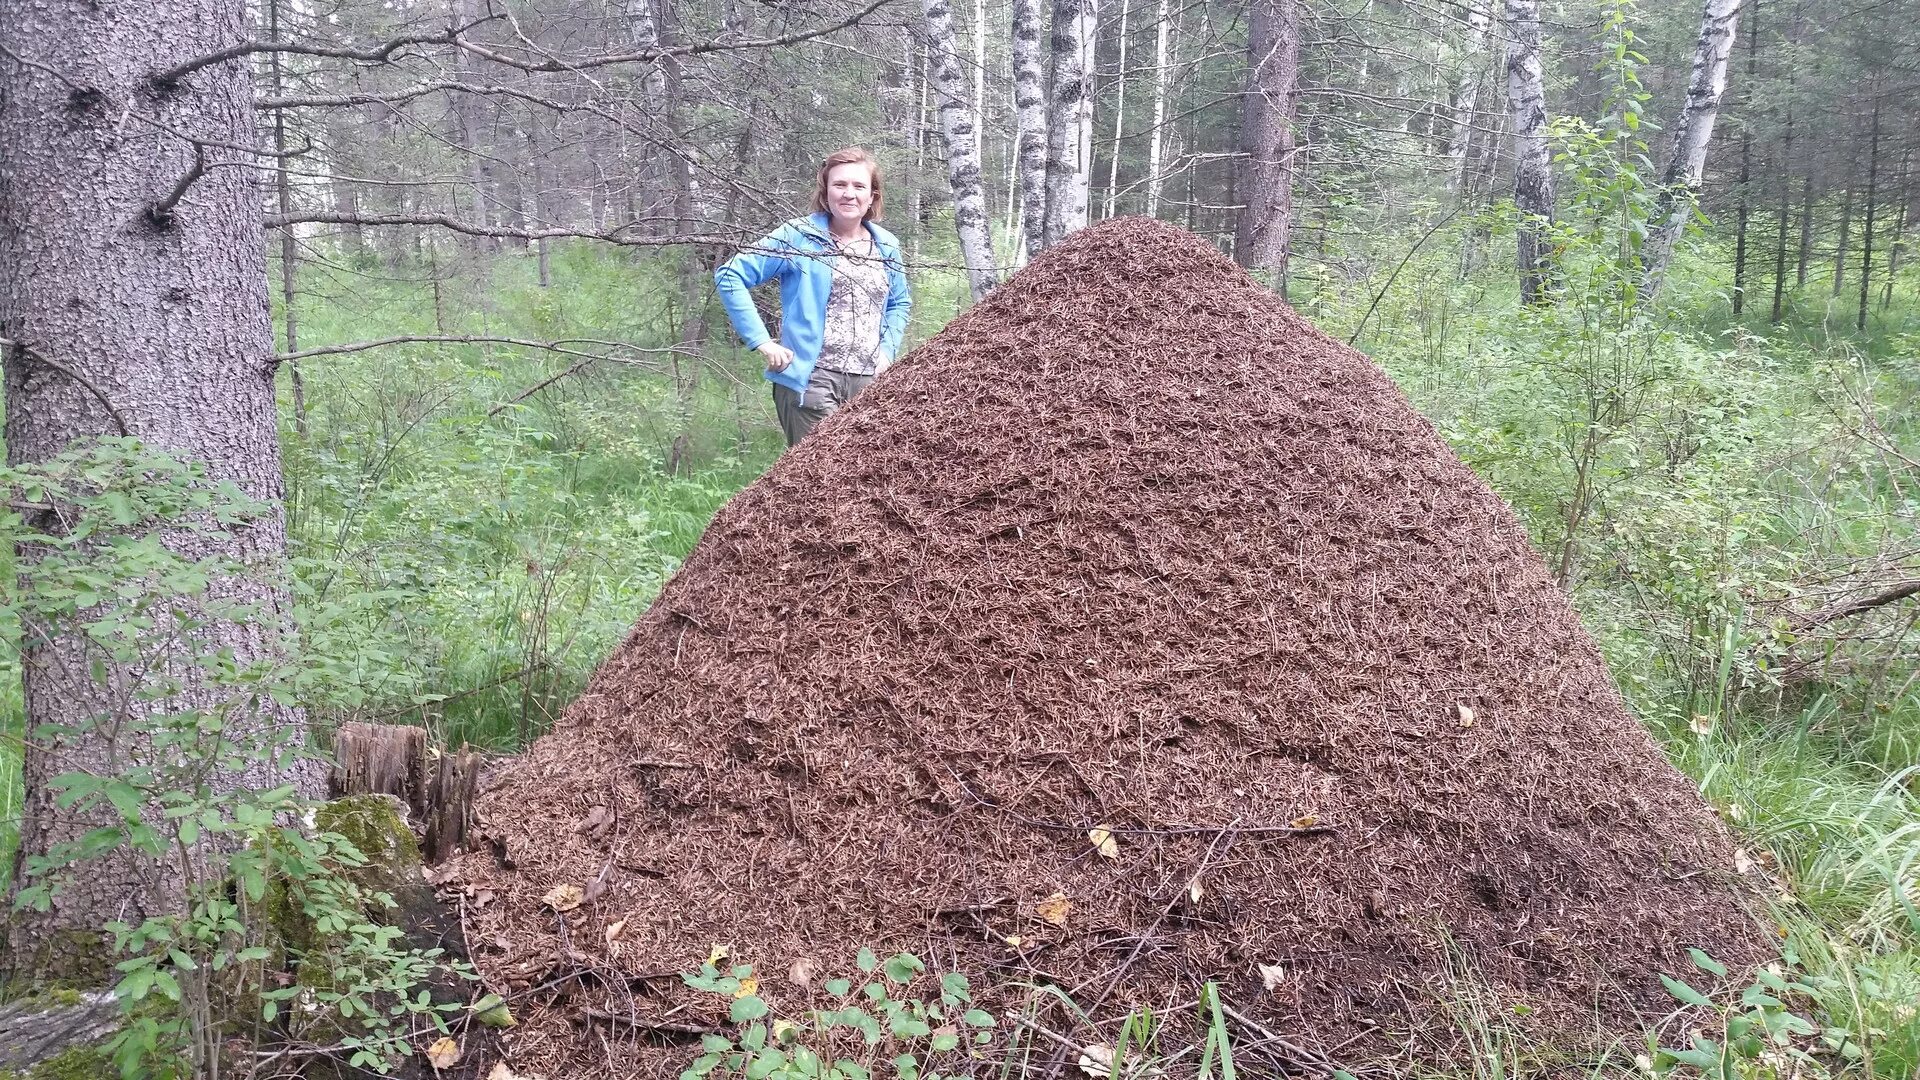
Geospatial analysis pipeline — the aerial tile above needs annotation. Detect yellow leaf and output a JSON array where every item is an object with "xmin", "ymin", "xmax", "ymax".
[
  {"xmin": 422, "ymin": 1037, "xmax": 460, "ymax": 1069},
  {"xmin": 1288, "ymin": 813, "xmax": 1319, "ymax": 830},
  {"xmin": 707, "ymin": 943, "xmax": 730, "ymax": 966},
  {"xmin": 734, "ymin": 975, "xmax": 759, "ymax": 999},
  {"xmin": 1258, "ymin": 962, "xmax": 1286, "ymax": 991},
  {"xmin": 541, "ymin": 883, "xmax": 583, "ymax": 912},
  {"xmin": 1088, "ymin": 825, "xmax": 1119, "ymax": 859},
  {"xmin": 1689, "ymin": 714, "xmax": 1715, "ymax": 736},
  {"xmin": 1187, "ymin": 875, "xmax": 1205, "ymax": 903},
  {"xmin": 772, "ymin": 1019, "xmax": 800, "ymax": 1044},
  {"xmin": 1004, "ymin": 934, "xmax": 1024, "ymax": 948},
  {"xmin": 1035, "ymin": 892, "xmax": 1071, "ymax": 926},
  {"xmin": 605, "ymin": 918, "xmax": 627, "ymax": 944},
  {"xmin": 1456, "ymin": 703, "xmax": 1476, "ymax": 728},
  {"xmin": 486, "ymin": 1064, "xmax": 526, "ymax": 1080}
]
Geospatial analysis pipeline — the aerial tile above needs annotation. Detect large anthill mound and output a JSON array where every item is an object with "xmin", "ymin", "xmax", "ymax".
[{"xmin": 453, "ymin": 218, "xmax": 1767, "ymax": 1074}]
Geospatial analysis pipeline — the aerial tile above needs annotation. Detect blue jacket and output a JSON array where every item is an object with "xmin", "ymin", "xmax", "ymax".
[{"xmin": 714, "ymin": 212, "xmax": 912, "ymax": 396}]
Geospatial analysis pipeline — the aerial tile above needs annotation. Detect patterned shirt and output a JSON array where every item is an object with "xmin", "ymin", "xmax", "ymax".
[{"xmin": 814, "ymin": 238, "xmax": 891, "ymax": 376}]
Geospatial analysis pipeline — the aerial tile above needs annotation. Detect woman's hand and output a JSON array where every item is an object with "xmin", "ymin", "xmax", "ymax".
[{"xmin": 758, "ymin": 341, "xmax": 796, "ymax": 372}]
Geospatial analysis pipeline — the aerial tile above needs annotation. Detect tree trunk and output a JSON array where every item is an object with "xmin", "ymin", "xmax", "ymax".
[
  {"xmin": 1043, "ymin": 0, "xmax": 1096, "ymax": 245},
  {"xmin": 1730, "ymin": 0, "xmax": 1757, "ymax": 316},
  {"xmin": 1145, "ymin": 0, "xmax": 1173, "ymax": 217},
  {"xmin": 1857, "ymin": 91, "xmax": 1880, "ymax": 334},
  {"xmin": 1103, "ymin": 0, "xmax": 1133, "ymax": 219},
  {"xmin": 449, "ymin": 0, "xmax": 498, "ymax": 255},
  {"xmin": 1642, "ymin": 0, "xmax": 1743, "ymax": 299},
  {"xmin": 1503, "ymin": 0, "xmax": 1556, "ymax": 305},
  {"xmin": 1796, "ymin": 173, "xmax": 1814, "ymax": 287},
  {"xmin": 1832, "ymin": 172, "xmax": 1852, "ymax": 294},
  {"xmin": 1771, "ymin": 108, "xmax": 1792, "ymax": 323},
  {"xmin": 1883, "ymin": 150, "xmax": 1911, "ymax": 311},
  {"xmin": 1445, "ymin": 1, "xmax": 1494, "ymax": 196},
  {"xmin": 265, "ymin": 0, "xmax": 308, "ymax": 438},
  {"xmin": 1011, "ymin": 0, "xmax": 1050, "ymax": 255},
  {"xmin": 923, "ymin": 0, "xmax": 1003, "ymax": 298},
  {"xmin": 1233, "ymin": 0, "xmax": 1300, "ymax": 275},
  {"xmin": 0, "ymin": 0, "xmax": 312, "ymax": 977},
  {"xmin": 974, "ymin": 0, "xmax": 990, "ymax": 159}
]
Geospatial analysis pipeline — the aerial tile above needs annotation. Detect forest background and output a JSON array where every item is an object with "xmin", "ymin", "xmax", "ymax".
[{"xmin": 1, "ymin": 0, "xmax": 1918, "ymax": 1071}]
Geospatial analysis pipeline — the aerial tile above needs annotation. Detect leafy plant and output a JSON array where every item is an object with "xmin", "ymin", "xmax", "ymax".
[{"xmin": 1645, "ymin": 950, "xmax": 1818, "ymax": 1079}]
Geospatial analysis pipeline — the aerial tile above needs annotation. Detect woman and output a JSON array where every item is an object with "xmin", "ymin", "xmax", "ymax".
[{"xmin": 714, "ymin": 146, "xmax": 912, "ymax": 447}]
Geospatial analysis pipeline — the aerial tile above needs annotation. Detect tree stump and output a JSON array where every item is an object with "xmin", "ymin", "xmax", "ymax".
[{"xmin": 329, "ymin": 722, "xmax": 481, "ymax": 864}]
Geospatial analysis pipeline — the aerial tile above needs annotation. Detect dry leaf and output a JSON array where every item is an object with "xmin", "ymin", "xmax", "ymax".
[
  {"xmin": 541, "ymin": 884, "xmax": 583, "ymax": 912},
  {"xmin": 1288, "ymin": 813, "xmax": 1320, "ymax": 830},
  {"xmin": 1087, "ymin": 825, "xmax": 1120, "ymax": 859},
  {"xmin": 1456, "ymin": 703, "xmax": 1476, "ymax": 728},
  {"xmin": 1004, "ymin": 934, "xmax": 1025, "ymax": 948},
  {"xmin": 1187, "ymin": 875, "xmax": 1205, "ymax": 904},
  {"xmin": 1258, "ymin": 962, "xmax": 1287, "ymax": 991},
  {"xmin": 423, "ymin": 1036, "xmax": 460, "ymax": 1069},
  {"xmin": 604, "ymin": 918, "xmax": 628, "ymax": 944},
  {"xmin": 1689, "ymin": 714, "xmax": 1715, "ymax": 735},
  {"xmin": 706, "ymin": 943, "xmax": 730, "ymax": 966},
  {"xmin": 734, "ymin": 975, "xmax": 759, "ymax": 999},
  {"xmin": 787, "ymin": 957, "xmax": 819, "ymax": 988},
  {"xmin": 1035, "ymin": 892, "xmax": 1071, "ymax": 927},
  {"xmin": 1733, "ymin": 849, "xmax": 1756, "ymax": 875},
  {"xmin": 486, "ymin": 1064, "xmax": 526, "ymax": 1080},
  {"xmin": 576, "ymin": 804, "xmax": 616, "ymax": 838},
  {"xmin": 1077, "ymin": 1044, "xmax": 1116, "ymax": 1076}
]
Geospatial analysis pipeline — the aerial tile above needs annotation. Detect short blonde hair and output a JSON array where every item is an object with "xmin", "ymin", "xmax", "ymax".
[{"xmin": 811, "ymin": 146, "xmax": 884, "ymax": 221}]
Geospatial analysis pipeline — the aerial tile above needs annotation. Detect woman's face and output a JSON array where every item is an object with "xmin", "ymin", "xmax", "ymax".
[{"xmin": 824, "ymin": 162, "xmax": 874, "ymax": 227}]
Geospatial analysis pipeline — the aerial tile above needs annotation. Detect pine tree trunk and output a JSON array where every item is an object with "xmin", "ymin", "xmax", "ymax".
[
  {"xmin": 1642, "ymin": 0, "xmax": 1743, "ymax": 299},
  {"xmin": 1104, "ymin": 0, "xmax": 1133, "ymax": 219},
  {"xmin": 1445, "ymin": 2, "xmax": 1494, "ymax": 196},
  {"xmin": 1145, "ymin": 0, "xmax": 1173, "ymax": 217},
  {"xmin": 1796, "ymin": 173, "xmax": 1815, "ymax": 287},
  {"xmin": 1771, "ymin": 108, "xmax": 1793, "ymax": 323},
  {"xmin": 924, "ymin": 0, "xmax": 1003, "ymax": 298},
  {"xmin": 449, "ymin": 0, "xmax": 497, "ymax": 254},
  {"xmin": 1731, "ymin": 0, "xmax": 1757, "ymax": 316},
  {"xmin": 1503, "ymin": 0, "xmax": 1556, "ymax": 304},
  {"xmin": 1857, "ymin": 92, "xmax": 1880, "ymax": 333},
  {"xmin": 1883, "ymin": 150, "xmax": 1911, "ymax": 311},
  {"xmin": 1011, "ymin": 0, "xmax": 1051, "ymax": 254},
  {"xmin": 0, "ymin": 0, "xmax": 313, "ymax": 978},
  {"xmin": 265, "ymin": 0, "xmax": 308, "ymax": 438},
  {"xmin": 1043, "ymin": 0, "xmax": 1096, "ymax": 245},
  {"xmin": 1233, "ymin": 0, "xmax": 1300, "ymax": 274},
  {"xmin": 1833, "ymin": 170, "xmax": 1853, "ymax": 294}
]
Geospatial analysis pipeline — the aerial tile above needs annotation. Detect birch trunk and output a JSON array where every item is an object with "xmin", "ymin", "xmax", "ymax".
[
  {"xmin": 1503, "ymin": 0, "xmax": 1556, "ymax": 304},
  {"xmin": 1641, "ymin": 0, "xmax": 1743, "ymax": 298},
  {"xmin": 1043, "ymin": 0, "xmax": 1096, "ymax": 245},
  {"xmin": 1104, "ymin": 0, "xmax": 1133, "ymax": 219},
  {"xmin": 0, "ymin": 0, "xmax": 313, "ymax": 977},
  {"xmin": 1233, "ymin": 0, "xmax": 1300, "ymax": 274},
  {"xmin": 1445, "ymin": 2, "xmax": 1494, "ymax": 195},
  {"xmin": 1145, "ymin": 0, "xmax": 1173, "ymax": 217},
  {"xmin": 1011, "ymin": 0, "xmax": 1050, "ymax": 255},
  {"xmin": 924, "ymin": 0, "xmax": 1003, "ymax": 298},
  {"xmin": 974, "ymin": 0, "xmax": 989, "ymax": 158}
]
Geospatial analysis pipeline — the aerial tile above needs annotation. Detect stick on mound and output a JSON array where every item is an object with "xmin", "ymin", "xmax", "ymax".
[{"xmin": 457, "ymin": 217, "xmax": 1766, "ymax": 1072}]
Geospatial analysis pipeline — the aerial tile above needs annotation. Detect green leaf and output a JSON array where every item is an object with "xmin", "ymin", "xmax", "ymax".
[
  {"xmin": 1660, "ymin": 974, "xmax": 1713, "ymax": 1008},
  {"xmin": 930, "ymin": 1033, "xmax": 959, "ymax": 1052},
  {"xmin": 731, "ymin": 995, "xmax": 770, "ymax": 1023},
  {"xmin": 883, "ymin": 952, "xmax": 925, "ymax": 984},
  {"xmin": 1688, "ymin": 949, "xmax": 1728, "ymax": 977},
  {"xmin": 702, "ymin": 1035, "xmax": 734, "ymax": 1054},
  {"xmin": 962, "ymin": 1009, "xmax": 995, "ymax": 1028},
  {"xmin": 742, "ymin": 1023, "xmax": 767, "ymax": 1051},
  {"xmin": 825, "ymin": 978, "xmax": 852, "ymax": 997},
  {"xmin": 857, "ymin": 947, "xmax": 878, "ymax": 973}
]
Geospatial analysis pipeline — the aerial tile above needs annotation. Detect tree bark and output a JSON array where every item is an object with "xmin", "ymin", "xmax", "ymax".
[
  {"xmin": 1730, "ymin": 0, "xmax": 1757, "ymax": 316},
  {"xmin": 1883, "ymin": 150, "xmax": 1911, "ymax": 311},
  {"xmin": 449, "ymin": 0, "xmax": 498, "ymax": 255},
  {"xmin": 1832, "ymin": 170, "xmax": 1853, "ymax": 294},
  {"xmin": 1043, "ymin": 0, "xmax": 1096, "ymax": 245},
  {"xmin": 1642, "ymin": 0, "xmax": 1743, "ymax": 299},
  {"xmin": 1145, "ymin": 0, "xmax": 1173, "ymax": 217},
  {"xmin": 1011, "ymin": 0, "xmax": 1050, "ymax": 255},
  {"xmin": 1503, "ymin": 0, "xmax": 1556, "ymax": 305},
  {"xmin": 1445, "ymin": 2, "xmax": 1494, "ymax": 196},
  {"xmin": 265, "ymin": 0, "xmax": 308, "ymax": 438},
  {"xmin": 1103, "ymin": 0, "xmax": 1133, "ymax": 219},
  {"xmin": 1857, "ymin": 91, "xmax": 1880, "ymax": 333},
  {"xmin": 924, "ymin": 0, "xmax": 1003, "ymax": 298},
  {"xmin": 0, "ymin": 0, "xmax": 312, "ymax": 977},
  {"xmin": 1771, "ymin": 107, "xmax": 1792, "ymax": 323},
  {"xmin": 1797, "ymin": 173, "xmax": 1814, "ymax": 287},
  {"xmin": 1233, "ymin": 0, "xmax": 1300, "ymax": 275}
]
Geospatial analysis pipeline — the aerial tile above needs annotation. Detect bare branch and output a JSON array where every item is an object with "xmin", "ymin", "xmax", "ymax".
[
  {"xmin": 146, "ymin": 144, "xmax": 208, "ymax": 226},
  {"xmin": 274, "ymin": 334, "xmax": 694, "ymax": 363},
  {"xmin": 150, "ymin": 16, "xmax": 500, "ymax": 88},
  {"xmin": 261, "ymin": 210, "xmax": 741, "ymax": 248},
  {"xmin": 0, "ymin": 338, "xmax": 133, "ymax": 437},
  {"xmin": 449, "ymin": 0, "xmax": 894, "ymax": 72},
  {"xmin": 1792, "ymin": 579, "xmax": 1920, "ymax": 631}
]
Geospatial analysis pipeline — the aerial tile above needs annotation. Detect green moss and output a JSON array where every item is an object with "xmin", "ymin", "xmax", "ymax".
[
  {"xmin": 0, "ymin": 1046, "xmax": 115, "ymax": 1080},
  {"xmin": 311, "ymin": 795, "xmax": 421, "ymax": 882}
]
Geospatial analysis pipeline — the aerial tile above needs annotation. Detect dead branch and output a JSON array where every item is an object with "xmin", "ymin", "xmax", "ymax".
[
  {"xmin": 145, "ymin": 143, "xmax": 208, "ymax": 226},
  {"xmin": 450, "ymin": 0, "xmax": 893, "ymax": 73},
  {"xmin": 260, "ymin": 210, "xmax": 739, "ymax": 248},
  {"xmin": 150, "ymin": 16, "xmax": 501, "ymax": 88},
  {"xmin": 273, "ymin": 333, "xmax": 690, "ymax": 364},
  {"xmin": 1791, "ymin": 579, "xmax": 1920, "ymax": 631},
  {"xmin": 0, "ymin": 338, "xmax": 132, "ymax": 436}
]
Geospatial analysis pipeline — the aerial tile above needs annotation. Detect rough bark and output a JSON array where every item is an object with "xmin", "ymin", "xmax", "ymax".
[
  {"xmin": 1233, "ymin": 0, "xmax": 1300, "ymax": 274},
  {"xmin": 924, "ymin": 0, "xmax": 1003, "ymax": 298},
  {"xmin": 1857, "ymin": 91, "xmax": 1880, "ymax": 333},
  {"xmin": 1731, "ymin": 0, "xmax": 1757, "ymax": 315},
  {"xmin": 1503, "ymin": 0, "xmax": 1556, "ymax": 304},
  {"xmin": 1445, "ymin": 1, "xmax": 1495, "ymax": 196},
  {"xmin": 1642, "ymin": 0, "xmax": 1743, "ymax": 298},
  {"xmin": 449, "ymin": 0, "xmax": 497, "ymax": 254},
  {"xmin": 1011, "ymin": 0, "xmax": 1051, "ymax": 254},
  {"xmin": 1771, "ymin": 107, "xmax": 1793, "ymax": 323},
  {"xmin": 266, "ymin": 0, "xmax": 308, "ymax": 438},
  {"xmin": 1145, "ymin": 0, "xmax": 1173, "ymax": 217},
  {"xmin": 0, "ymin": 0, "xmax": 313, "ymax": 978},
  {"xmin": 1043, "ymin": 0, "xmax": 1096, "ymax": 245}
]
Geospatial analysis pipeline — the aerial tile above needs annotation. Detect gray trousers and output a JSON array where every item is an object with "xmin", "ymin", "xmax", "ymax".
[{"xmin": 773, "ymin": 365, "xmax": 874, "ymax": 447}]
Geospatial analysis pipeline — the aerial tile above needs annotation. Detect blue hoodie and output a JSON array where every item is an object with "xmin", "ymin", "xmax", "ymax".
[{"xmin": 713, "ymin": 212, "xmax": 912, "ymax": 397}]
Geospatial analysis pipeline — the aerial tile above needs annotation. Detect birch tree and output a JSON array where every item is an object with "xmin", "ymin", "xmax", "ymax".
[
  {"xmin": 1445, "ymin": 1, "xmax": 1494, "ymax": 195},
  {"xmin": 1012, "ymin": 0, "xmax": 1051, "ymax": 255},
  {"xmin": 1, "ymin": 0, "xmax": 313, "ymax": 975},
  {"xmin": 1641, "ymin": 0, "xmax": 1743, "ymax": 298},
  {"xmin": 1503, "ymin": 0, "xmax": 1556, "ymax": 304},
  {"xmin": 1145, "ymin": 0, "xmax": 1174, "ymax": 217},
  {"xmin": 1104, "ymin": 0, "xmax": 1134, "ymax": 218},
  {"xmin": 1233, "ymin": 0, "xmax": 1301, "ymax": 275},
  {"xmin": 924, "ymin": 0, "xmax": 1003, "ymax": 297},
  {"xmin": 1043, "ymin": 0, "xmax": 1097, "ymax": 245}
]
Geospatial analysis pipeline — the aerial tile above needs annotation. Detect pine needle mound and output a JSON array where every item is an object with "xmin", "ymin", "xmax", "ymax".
[{"xmin": 454, "ymin": 217, "xmax": 1767, "ymax": 1073}]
